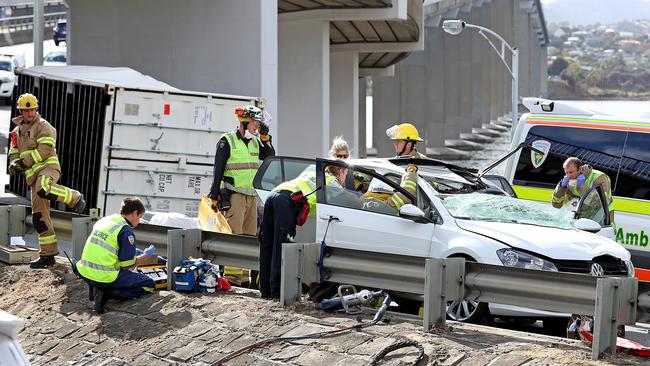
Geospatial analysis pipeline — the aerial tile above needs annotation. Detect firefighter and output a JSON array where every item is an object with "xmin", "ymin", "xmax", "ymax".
[
  {"xmin": 386, "ymin": 123, "xmax": 428, "ymax": 158},
  {"xmin": 207, "ymin": 105, "xmax": 275, "ymax": 285},
  {"xmin": 552, "ymin": 157, "xmax": 615, "ymax": 223},
  {"xmin": 8, "ymin": 93, "xmax": 86, "ymax": 269},
  {"xmin": 361, "ymin": 164, "xmax": 419, "ymax": 214},
  {"xmin": 258, "ymin": 165, "xmax": 349, "ymax": 299},
  {"xmin": 76, "ymin": 197, "xmax": 156, "ymax": 314}
]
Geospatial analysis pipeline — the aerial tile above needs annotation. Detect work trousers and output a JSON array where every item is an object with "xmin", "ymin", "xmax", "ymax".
[
  {"xmin": 258, "ymin": 190, "xmax": 298, "ymax": 299},
  {"xmin": 83, "ymin": 269, "xmax": 155, "ymax": 301},
  {"xmin": 224, "ymin": 192, "xmax": 258, "ymax": 235},
  {"xmin": 30, "ymin": 169, "xmax": 81, "ymax": 256}
]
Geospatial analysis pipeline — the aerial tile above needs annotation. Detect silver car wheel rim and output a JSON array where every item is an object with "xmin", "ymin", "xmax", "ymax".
[{"xmin": 446, "ymin": 299, "xmax": 479, "ymax": 321}]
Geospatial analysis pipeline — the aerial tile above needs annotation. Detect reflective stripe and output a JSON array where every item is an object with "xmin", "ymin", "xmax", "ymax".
[
  {"xmin": 143, "ymin": 287, "xmax": 155, "ymax": 293},
  {"xmin": 390, "ymin": 194, "xmax": 405, "ymax": 209},
  {"xmin": 107, "ymin": 222, "xmax": 125, "ymax": 234},
  {"xmin": 39, "ymin": 234, "xmax": 57, "ymax": 245},
  {"xmin": 78, "ymin": 259, "xmax": 119, "ymax": 272},
  {"xmin": 36, "ymin": 136, "xmax": 56, "ymax": 146},
  {"xmin": 404, "ymin": 180, "xmax": 417, "ymax": 191},
  {"xmin": 24, "ymin": 156, "xmax": 60, "ymax": 179},
  {"xmin": 88, "ymin": 236, "xmax": 118, "ymax": 256},
  {"xmin": 224, "ymin": 162, "xmax": 260, "ymax": 170},
  {"xmin": 31, "ymin": 149, "xmax": 42, "ymax": 163},
  {"xmin": 10, "ymin": 158, "xmax": 19, "ymax": 164},
  {"xmin": 120, "ymin": 258, "xmax": 136, "ymax": 268},
  {"xmin": 8, "ymin": 147, "xmax": 18, "ymax": 155}
]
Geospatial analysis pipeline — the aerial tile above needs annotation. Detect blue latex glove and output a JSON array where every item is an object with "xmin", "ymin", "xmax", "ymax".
[
  {"xmin": 144, "ymin": 245, "xmax": 156, "ymax": 257},
  {"xmin": 560, "ymin": 175, "xmax": 570, "ymax": 188},
  {"xmin": 576, "ymin": 173, "xmax": 587, "ymax": 186}
]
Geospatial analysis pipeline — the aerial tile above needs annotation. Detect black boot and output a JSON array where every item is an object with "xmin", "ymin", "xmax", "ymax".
[
  {"xmin": 73, "ymin": 194, "xmax": 86, "ymax": 214},
  {"xmin": 94, "ymin": 289, "xmax": 109, "ymax": 314},
  {"xmin": 30, "ymin": 255, "xmax": 55, "ymax": 269}
]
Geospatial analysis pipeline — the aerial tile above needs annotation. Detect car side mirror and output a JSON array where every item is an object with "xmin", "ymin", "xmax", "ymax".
[
  {"xmin": 573, "ymin": 218, "xmax": 601, "ymax": 234},
  {"xmin": 399, "ymin": 204, "xmax": 428, "ymax": 223}
]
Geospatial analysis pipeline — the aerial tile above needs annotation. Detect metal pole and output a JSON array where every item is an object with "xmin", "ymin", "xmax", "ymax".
[
  {"xmin": 33, "ymin": 0, "xmax": 44, "ymax": 66},
  {"xmin": 511, "ymin": 48, "xmax": 519, "ymax": 135}
]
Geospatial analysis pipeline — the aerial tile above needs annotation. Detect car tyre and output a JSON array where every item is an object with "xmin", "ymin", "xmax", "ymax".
[
  {"xmin": 542, "ymin": 317, "xmax": 571, "ymax": 337},
  {"xmin": 446, "ymin": 254, "xmax": 490, "ymax": 324}
]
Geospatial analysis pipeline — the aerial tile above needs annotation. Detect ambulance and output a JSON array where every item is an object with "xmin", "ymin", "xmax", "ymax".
[{"xmin": 504, "ymin": 98, "xmax": 650, "ymax": 280}]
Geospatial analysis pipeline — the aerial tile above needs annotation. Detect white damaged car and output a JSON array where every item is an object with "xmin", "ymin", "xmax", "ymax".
[{"xmin": 253, "ymin": 154, "xmax": 633, "ymax": 333}]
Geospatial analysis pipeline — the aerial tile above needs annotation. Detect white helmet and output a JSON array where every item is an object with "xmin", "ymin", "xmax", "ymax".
[{"xmin": 367, "ymin": 178, "xmax": 394, "ymax": 194}]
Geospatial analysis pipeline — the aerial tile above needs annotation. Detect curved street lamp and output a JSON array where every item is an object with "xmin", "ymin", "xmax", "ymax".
[{"xmin": 442, "ymin": 19, "xmax": 519, "ymax": 133}]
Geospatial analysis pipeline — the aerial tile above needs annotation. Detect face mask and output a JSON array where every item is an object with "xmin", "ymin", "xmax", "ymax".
[{"xmin": 244, "ymin": 130, "xmax": 258, "ymax": 139}]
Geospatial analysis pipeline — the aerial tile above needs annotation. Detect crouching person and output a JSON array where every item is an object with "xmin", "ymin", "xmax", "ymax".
[{"xmin": 77, "ymin": 197, "xmax": 156, "ymax": 314}]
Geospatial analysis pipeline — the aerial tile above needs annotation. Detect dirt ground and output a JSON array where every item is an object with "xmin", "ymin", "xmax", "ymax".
[{"xmin": 0, "ymin": 260, "xmax": 647, "ymax": 366}]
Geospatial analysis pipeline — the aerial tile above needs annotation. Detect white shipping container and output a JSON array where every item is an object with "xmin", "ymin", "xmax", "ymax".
[{"xmin": 14, "ymin": 66, "xmax": 259, "ymax": 217}]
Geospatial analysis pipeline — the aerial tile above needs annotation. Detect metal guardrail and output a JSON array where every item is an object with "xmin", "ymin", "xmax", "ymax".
[
  {"xmin": 0, "ymin": 205, "xmax": 644, "ymax": 360},
  {"xmin": 0, "ymin": 11, "xmax": 65, "ymax": 32}
]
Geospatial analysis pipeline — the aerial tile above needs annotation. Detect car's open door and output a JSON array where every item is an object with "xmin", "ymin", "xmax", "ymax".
[{"xmin": 576, "ymin": 185, "xmax": 615, "ymax": 239}]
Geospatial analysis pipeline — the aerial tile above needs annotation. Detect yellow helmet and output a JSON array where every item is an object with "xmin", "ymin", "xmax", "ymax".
[
  {"xmin": 386, "ymin": 123, "xmax": 423, "ymax": 142},
  {"xmin": 17, "ymin": 93, "xmax": 38, "ymax": 110}
]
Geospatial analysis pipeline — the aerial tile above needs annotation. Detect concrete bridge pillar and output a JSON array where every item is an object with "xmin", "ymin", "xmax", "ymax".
[
  {"xmin": 278, "ymin": 19, "xmax": 330, "ymax": 156},
  {"xmin": 358, "ymin": 77, "xmax": 367, "ymax": 157},
  {"xmin": 540, "ymin": 44, "xmax": 548, "ymax": 97},
  {"xmin": 442, "ymin": 28, "xmax": 462, "ymax": 145},
  {"xmin": 329, "ymin": 52, "xmax": 360, "ymax": 157},
  {"xmin": 518, "ymin": 7, "xmax": 532, "ymax": 98},
  {"xmin": 458, "ymin": 6, "xmax": 474, "ymax": 137},
  {"xmin": 372, "ymin": 71, "xmax": 402, "ymax": 157},
  {"xmin": 424, "ymin": 26, "xmax": 446, "ymax": 153}
]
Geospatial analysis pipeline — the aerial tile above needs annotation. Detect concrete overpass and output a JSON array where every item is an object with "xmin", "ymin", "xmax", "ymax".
[{"xmin": 63, "ymin": 0, "xmax": 546, "ymax": 158}]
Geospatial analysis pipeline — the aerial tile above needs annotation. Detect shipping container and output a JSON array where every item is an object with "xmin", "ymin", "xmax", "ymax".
[{"xmin": 8, "ymin": 66, "xmax": 258, "ymax": 217}]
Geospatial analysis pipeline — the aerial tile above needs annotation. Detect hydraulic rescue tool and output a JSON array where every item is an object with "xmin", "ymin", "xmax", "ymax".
[{"xmin": 320, "ymin": 285, "xmax": 384, "ymax": 314}]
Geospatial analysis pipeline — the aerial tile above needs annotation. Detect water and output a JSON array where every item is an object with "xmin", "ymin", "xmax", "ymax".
[{"xmin": 441, "ymin": 100, "xmax": 650, "ymax": 176}]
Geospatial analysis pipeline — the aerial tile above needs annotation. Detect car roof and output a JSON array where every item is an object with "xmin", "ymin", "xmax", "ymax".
[{"xmin": 523, "ymin": 97, "xmax": 650, "ymax": 126}]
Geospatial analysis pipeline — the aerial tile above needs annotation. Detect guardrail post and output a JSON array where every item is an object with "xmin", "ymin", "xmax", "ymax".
[
  {"xmin": 592, "ymin": 277, "xmax": 620, "ymax": 360},
  {"xmin": 281, "ymin": 243, "xmax": 303, "ymax": 306},
  {"xmin": 71, "ymin": 217, "xmax": 92, "ymax": 259},
  {"xmin": 424, "ymin": 258, "xmax": 465, "ymax": 331},
  {"xmin": 166, "ymin": 229, "xmax": 202, "ymax": 291}
]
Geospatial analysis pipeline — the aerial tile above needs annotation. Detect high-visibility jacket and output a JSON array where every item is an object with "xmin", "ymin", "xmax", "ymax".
[
  {"xmin": 387, "ymin": 171, "xmax": 418, "ymax": 210},
  {"xmin": 77, "ymin": 214, "xmax": 134, "ymax": 283},
  {"xmin": 552, "ymin": 166, "xmax": 614, "ymax": 212},
  {"xmin": 273, "ymin": 172, "xmax": 337, "ymax": 216},
  {"xmin": 9, "ymin": 113, "xmax": 60, "ymax": 185},
  {"xmin": 221, "ymin": 131, "xmax": 260, "ymax": 196}
]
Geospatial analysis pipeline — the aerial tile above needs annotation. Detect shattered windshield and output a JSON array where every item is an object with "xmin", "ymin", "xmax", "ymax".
[{"xmin": 442, "ymin": 193, "xmax": 574, "ymax": 229}]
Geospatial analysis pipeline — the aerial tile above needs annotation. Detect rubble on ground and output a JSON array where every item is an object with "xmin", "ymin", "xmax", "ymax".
[{"xmin": 0, "ymin": 261, "xmax": 645, "ymax": 366}]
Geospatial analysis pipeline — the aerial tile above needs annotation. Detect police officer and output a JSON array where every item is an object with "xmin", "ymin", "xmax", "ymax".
[
  {"xmin": 258, "ymin": 166, "xmax": 348, "ymax": 299},
  {"xmin": 385, "ymin": 123, "xmax": 428, "ymax": 158},
  {"xmin": 552, "ymin": 157, "xmax": 615, "ymax": 222},
  {"xmin": 76, "ymin": 197, "xmax": 157, "ymax": 314},
  {"xmin": 8, "ymin": 93, "xmax": 86, "ymax": 269},
  {"xmin": 207, "ymin": 105, "xmax": 275, "ymax": 235}
]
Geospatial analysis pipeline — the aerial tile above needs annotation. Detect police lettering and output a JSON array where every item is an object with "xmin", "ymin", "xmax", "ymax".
[{"xmin": 92, "ymin": 230, "xmax": 109, "ymax": 241}]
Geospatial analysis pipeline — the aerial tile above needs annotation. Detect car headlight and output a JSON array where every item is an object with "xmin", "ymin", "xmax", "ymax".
[
  {"xmin": 625, "ymin": 260, "xmax": 635, "ymax": 278},
  {"xmin": 496, "ymin": 248, "xmax": 558, "ymax": 271},
  {"xmin": 1, "ymin": 77, "xmax": 12, "ymax": 83}
]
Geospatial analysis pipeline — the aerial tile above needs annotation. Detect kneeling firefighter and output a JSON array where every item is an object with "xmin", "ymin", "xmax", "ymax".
[{"xmin": 258, "ymin": 166, "xmax": 348, "ymax": 299}]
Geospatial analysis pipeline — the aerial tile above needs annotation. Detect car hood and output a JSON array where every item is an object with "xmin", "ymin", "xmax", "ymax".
[
  {"xmin": 456, "ymin": 220, "xmax": 630, "ymax": 261},
  {"xmin": 0, "ymin": 70, "xmax": 14, "ymax": 78}
]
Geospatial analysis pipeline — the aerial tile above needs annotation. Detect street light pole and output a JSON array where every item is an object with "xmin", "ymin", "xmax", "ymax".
[{"xmin": 442, "ymin": 20, "xmax": 519, "ymax": 133}]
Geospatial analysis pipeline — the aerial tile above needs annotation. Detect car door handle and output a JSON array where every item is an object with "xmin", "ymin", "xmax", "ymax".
[{"xmin": 319, "ymin": 215, "xmax": 343, "ymax": 223}]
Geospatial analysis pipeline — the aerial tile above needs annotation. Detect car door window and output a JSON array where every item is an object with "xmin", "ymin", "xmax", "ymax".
[
  {"xmin": 577, "ymin": 186, "xmax": 608, "ymax": 226},
  {"xmin": 611, "ymin": 131, "xmax": 650, "ymax": 200},
  {"xmin": 253, "ymin": 156, "xmax": 315, "ymax": 191},
  {"xmin": 317, "ymin": 160, "xmax": 416, "ymax": 217}
]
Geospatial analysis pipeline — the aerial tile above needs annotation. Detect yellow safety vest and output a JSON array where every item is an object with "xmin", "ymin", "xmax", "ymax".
[
  {"xmin": 221, "ymin": 131, "xmax": 260, "ymax": 195},
  {"xmin": 77, "ymin": 214, "xmax": 133, "ymax": 283},
  {"xmin": 567, "ymin": 169, "xmax": 614, "ymax": 212},
  {"xmin": 273, "ymin": 172, "xmax": 336, "ymax": 216}
]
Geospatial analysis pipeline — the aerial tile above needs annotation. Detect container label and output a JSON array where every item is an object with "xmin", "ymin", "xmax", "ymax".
[
  {"xmin": 158, "ymin": 174, "xmax": 173, "ymax": 192},
  {"xmin": 124, "ymin": 103, "xmax": 140, "ymax": 116},
  {"xmin": 193, "ymin": 106, "xmax": 213, "ymax": 127},
  {"xmin": 188, "ymin": 176, "xmax": 202, "ymax": 195}
]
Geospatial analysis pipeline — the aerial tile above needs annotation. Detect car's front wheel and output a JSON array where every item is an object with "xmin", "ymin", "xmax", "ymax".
[{"xmin": 446, "ymin": 254, "xmax": 490, "ymax": 324}]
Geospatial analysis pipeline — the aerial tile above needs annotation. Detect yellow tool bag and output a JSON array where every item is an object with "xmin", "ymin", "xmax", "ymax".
[{"xmin": 198, "ymin": 194, "xmax": 232, "ymax": 234}]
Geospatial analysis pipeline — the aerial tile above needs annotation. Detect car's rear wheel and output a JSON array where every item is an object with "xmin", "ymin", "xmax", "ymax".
[{"xmin": 446, "ymin": 254, "xmax": 489, "ymax": 324}]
